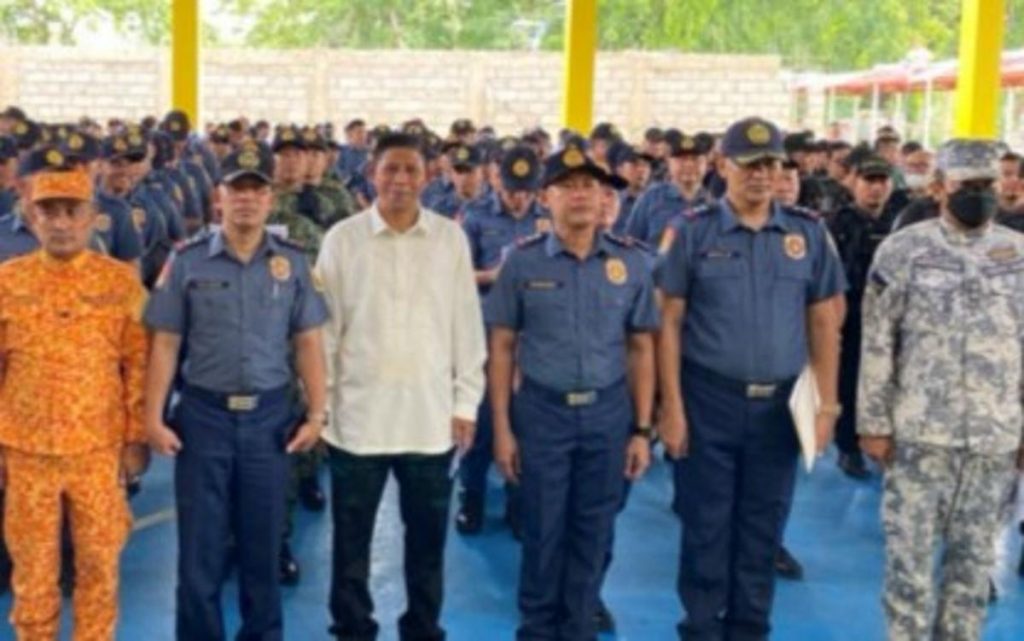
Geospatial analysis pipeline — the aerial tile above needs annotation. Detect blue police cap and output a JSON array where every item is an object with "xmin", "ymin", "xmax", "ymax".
[
  {"xmin": 10, "ymin": 119, "xmax": 40, "ymax": 151},
  {"xmin": 61, "ymin": 131, "xmax": 102, "ymax": 163},
  {"xmin": 272, "ymin": 125, "xmax": 307, "ymax": 152},
  {"xmin": 221, "ymin": 141, "xmax": 274, "ymax": 185},
  {"xmin": 500, "ymin": 146, "xmax": 542, "ymax": 191},
  {"xmin": 18, "ymin": 144, "xmax": 76, "ymax": 178},
  {"xmin": 160, "ymin": 110, "xmax": 191, "ymax": 142},
  {"xmin": 449, "ymin": 143, "xmax": 483, "ymax": 169},
  {"xmin": 721, "ymin": 117, "xmax": 785, "ymax": 165},
  {"xmin": 541, "ymin": 145, "xmax": 626, "ymax": 189}
]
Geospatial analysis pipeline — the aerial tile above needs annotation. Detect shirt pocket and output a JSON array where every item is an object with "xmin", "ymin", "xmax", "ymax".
[
  {"xmin": 260, "ymin": 279, "xmax": 298, "ymax": 339},
  {"xmin": 693, "ymin": 258, "xmax": 743, "ymax": 306},
  {"xmin": 908, "ymin": 264, "xmax": 961, "ymax": 317},
  {"xmin": 521, "ymin": 285, "xmax": 570, "ymax": 336}
]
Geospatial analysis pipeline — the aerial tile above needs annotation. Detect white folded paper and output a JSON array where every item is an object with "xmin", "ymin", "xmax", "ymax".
[{"xmin": 788, "ymin": 365, "xmax": 820, "ymax": 472}]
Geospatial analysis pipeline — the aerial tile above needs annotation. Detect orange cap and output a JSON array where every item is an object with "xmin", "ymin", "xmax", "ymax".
[{"xmin": 29, "ymin": 169, "xmax": 93, "ymax": 204}]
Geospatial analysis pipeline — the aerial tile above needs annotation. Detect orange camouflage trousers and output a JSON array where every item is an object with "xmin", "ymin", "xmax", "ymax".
[{"xmin": 3, "ymin": 447, "xmax": 131, "ymax": 641}]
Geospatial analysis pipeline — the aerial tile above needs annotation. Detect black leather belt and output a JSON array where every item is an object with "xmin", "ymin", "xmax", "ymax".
[
  {"xmin": 683, "ymin": 360, "xmax": 796, "ymax": 399},
  {"xmin": 521, "ymin": 377, "xmax": 625, "ymax": 408},
  {"xmin": 182, "ymin": 384, "xmax": 291, "ymax": 412}
]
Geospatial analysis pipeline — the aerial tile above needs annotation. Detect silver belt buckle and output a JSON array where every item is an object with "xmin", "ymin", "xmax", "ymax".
[
  {"xmin": 227, "ymin": 395, "xmax": 259, "ymax": 412},
  {"xmin": 566, "ymin": 391, "xmax": 598, "ymax": 407},
  {"xmin": 746, "ymin": 384, "xmax": 777, "ymax": 399}
]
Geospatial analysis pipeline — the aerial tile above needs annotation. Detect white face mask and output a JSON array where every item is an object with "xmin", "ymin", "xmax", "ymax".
[{"xmin": 904, "ymin": 173, "xmax": 929, "ymax": 191}]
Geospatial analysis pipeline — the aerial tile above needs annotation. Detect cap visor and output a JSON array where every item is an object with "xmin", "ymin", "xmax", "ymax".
[
  {"xmin": 543, "ymin": 165, "xmax": 616, "ymax": 188},
  {"xmin": 222, "ymin": 170, "xmax": 272, "ymax": 185},
  {"xmin": 730, "ymin": 151, "xmax": 786, "ymax": 165}
]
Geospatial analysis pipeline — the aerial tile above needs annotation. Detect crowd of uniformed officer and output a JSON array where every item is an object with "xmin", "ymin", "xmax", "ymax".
[{"xmin": 0, "ymin": 102, "xmax": 1022, "ymax": 641}]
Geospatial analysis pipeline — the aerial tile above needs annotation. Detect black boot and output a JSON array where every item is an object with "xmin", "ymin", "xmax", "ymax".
[
  {"xmin": 455, "ymin": 491, "xmax": 484, "ymax": 535},
  {"xmin": 774, "ymin": 545, "xmax": 804, "ymax": 581},
  {"xmin": 838, "ymin": 451, "xmax": 870, "ymax": 480},
  {"xmin": 298, "ymin": 476, "xmax": 326, "ymax": 512},
  {"xmin": 594, "ymin": 599, "xmax": 616, "ymax": 634},
  {"xmin": 279, "ymin": 542, "xmax": 300, "ymax": 586}
]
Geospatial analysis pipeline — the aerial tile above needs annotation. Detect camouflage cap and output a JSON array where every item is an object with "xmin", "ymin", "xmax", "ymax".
[{"xmin": 936, "ymin": 139, "xmax": 1003, "ymax": 182}]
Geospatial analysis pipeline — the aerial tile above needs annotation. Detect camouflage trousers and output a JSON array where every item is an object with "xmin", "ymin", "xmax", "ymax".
[{"xmin": 882, "ymin": 443, "xmax": 1016, "ymax": 641}]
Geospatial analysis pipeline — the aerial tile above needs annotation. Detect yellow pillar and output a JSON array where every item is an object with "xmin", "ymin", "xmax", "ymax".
[
  {"xmin": 953, "ymin": 0, "xmax": 1004, "ymax": 138},
  {"xmin": 561, "ymin": 0, "xmax": 598, "ymax": 134},
  {"xmin": 171, "ymin": 0, "xmax": 200, "ymax": 124}
]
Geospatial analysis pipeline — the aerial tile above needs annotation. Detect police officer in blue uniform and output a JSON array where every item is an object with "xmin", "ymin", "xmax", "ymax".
[
  {"xmin": 607, "ymin": 142, "xmax": 654, "ymax": 237},
  {"xmin": 657, "ymin": 117, "xmax": 845, "ymax": 641},
  {"xmin": 143, "ymin": 143, "xmax": 329, "ymax": 641},
  {"xmin": 624, "ymin": 133, "xmax": 715, "ymax": 246},
  {"xmin": 0, "ymin": 136, "xmax": 17, "ymax": 217},
  {"xmin": 429, "ymin": 143, "xmax": 490, "ymax": 219},
  {"xmin": 454, "ymin": 145, "xmax": 549, "ymax": 537},
  {"xmin": 488, "ymin": 145, "xmax": 659, "ymax": 641},
  {"xmin": 59, "ymin": 131, "xmax": 144, "ymax": 266}
]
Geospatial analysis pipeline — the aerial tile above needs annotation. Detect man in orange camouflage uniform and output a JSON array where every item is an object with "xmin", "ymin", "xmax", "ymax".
[{"xmin": 0, "ymin": 148, "xmax": 149, "ymax": 641}]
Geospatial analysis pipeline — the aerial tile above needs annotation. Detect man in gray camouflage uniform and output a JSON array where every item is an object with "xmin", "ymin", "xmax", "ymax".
[{"xmin": 858, "ymin": 138, "xmax": 1024, "ymax": 641}]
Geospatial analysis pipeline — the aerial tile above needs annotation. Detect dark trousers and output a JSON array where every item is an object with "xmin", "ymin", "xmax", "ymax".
[
  {"xmin": 676, "ymin": 363, "xmax": 799, "ymax": 641},
  {"xmin": 835, "ymin": 328, "xmax": 861, "ymax": 456},
  {"xmin": 459, "ymin": 389, "xmax": 521, "ymax": 514},
  {"xmin": 327, "ymin": 446, "xmax": 454, "ymax": 641},
  {"xmin": 515, "ymin": 379, "xmax": 631, "ymax": 641},
  {"xmin": 173, "ymin": 389, "xmax": 295, "ymax": 641}
]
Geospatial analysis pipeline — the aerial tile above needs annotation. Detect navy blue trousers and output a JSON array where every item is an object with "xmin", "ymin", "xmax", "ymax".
[
  {"xmin": 675, "ymin": 364, "xmax": 799, "ymax": 641},
  {"xmin": 515, "ymin": 379, "xmax": 631, "ymax": 641},
  {"xmin": 172, "ymin": 389, "xmax": 297, "ymax": 641}
]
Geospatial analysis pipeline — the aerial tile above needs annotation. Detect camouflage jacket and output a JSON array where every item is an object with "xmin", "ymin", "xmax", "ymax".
[
  {"xmin": 858, "ymin": 217, "xmax": 1024, "ymax": 454},
  {"xmin": 270, "ymin": 192, "xmax": 324, "ymax": 262}
]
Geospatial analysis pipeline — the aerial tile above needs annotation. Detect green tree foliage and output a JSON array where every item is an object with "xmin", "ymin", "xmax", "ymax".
[{"xmin": 1, "ymin": 0, "xmax": 1022, "ymax": 72}]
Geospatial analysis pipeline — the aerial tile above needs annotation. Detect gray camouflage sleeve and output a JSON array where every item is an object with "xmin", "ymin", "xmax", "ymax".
[{"xmin": 856, "ymin": 241, "xmax": 906, "ymax": 438}]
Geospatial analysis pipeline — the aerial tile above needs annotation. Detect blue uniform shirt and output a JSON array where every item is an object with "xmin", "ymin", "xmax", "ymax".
[
  {"xmin": 614, "ymin": 191, "xmax": 641, "ymax": 236},
  {"xmin": 336, "ymin": 145, "xmax": 368, "ymax": 180},
  {"xmin": 141, "ymin": 175, "xmax": 187, "ymax": 241},
  {"xmin": 421, "ymin": 178, "xmax": 453, "ymax": 212},
  {"xmin": 486, "ymin": 231, "xmax": 660, "ymax": 392},
  {"xmin": 0, "ymin": 212, "xmax": 39, "ymax": 263},
  {"xmin": 95, "ymin": 191, "xmax": 143, "ymax": 261},
  {"xmin": 658, "ymin": 200, "xmax": 847, "ymax": 382},
  {"xmin": 462, "ymin": 197, "xmax": 549, "ymax": 274},
  {"xmin": 624, "ymin": 182, "xmax": 713, "ymax": 246},
  {"xmin": 0, "ymin": 189, "xmax": 16, "ymax": 218},
  {"xmin": 144, "ymin": 230, "xmax": 330, "ymax": 393}
]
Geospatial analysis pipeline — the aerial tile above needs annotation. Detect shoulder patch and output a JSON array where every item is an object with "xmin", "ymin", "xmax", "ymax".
[
  {"xmin": 685, "ymin": 204, "xmax": 712, "ymax": 220},
  {"xmin": 274, "ymin": 235, "xmax": 309, "ymax": 253},
  {"xmin": 175, "ymin": 233, "xmax": 211, "ymax": 253}
]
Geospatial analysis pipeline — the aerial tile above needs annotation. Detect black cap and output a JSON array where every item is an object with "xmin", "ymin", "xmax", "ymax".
[
  {"xmin": 783, "ymin": 132, "xmax": 814, "ymax": 155},
  {"xmin": 0, "ymin": 136, "xmax": 16, "ymax": 161},
  {"xmin": 449, "ymin": 144, "xmax": 483, "ymax": 170},
  {"xmin": 644, "ymin": 127, "xmax": 665, "ymax": 143},
  {"xmin": 589, "ymin": 122, "xmax": 621, "ymax": 143},
  {"xmin": 10, "ymin": 119, "xmax": 40, "ymax": 150},
  {"xmin": 450, "ymin": 118, "xmax": 475, "ymax": 136},
  {"xmin": 500, "ymin": 146, "xmax": 542, "ymax": 191},
  {"xmin": 670, "ymin": 133, "xmax": 713, "ymax": 157},
  {"xmin": 1, "ymin": 106, "xmax": 26, "ymax": 121},
  {"xmin": 841, "ymin": 143, "xmax": 874, "ymax": 170},
  {"xmin": 209, "ymin": 124, "xmax": 231, "ymax": 145},
  {"xmin": 855, "ymin": 155, "xmax": 892, "ymax": 179},
  {"xmin": 300, "ymin": 126, "xmax": 328, "ymax": 151},
  {"xmin": 721, "ymin": 117, "xmax": 785, "ymax": 165},
  {"xmin": 541, "ymin": 145, "xmax": 623, "ymax": 189},
  {"xmin": 18, "ymin": 144, "xmax": 77, "ymax": 178},
  {"xmin": 149, "ymin": 131, "xmax": 175, "ymax": 170},
  {"xmin": 102, "ymin": 131, "xmax": 147, "ymax": 161},
  {"xmin": 220, "ymin": 141, "xmax": 274, "ymax": 185},
  {"xmin": 61, "ymin": 131, "xmax": 101, "ymax": 163},
  {"xmin": 272, "ymin": 125, "xmax": 307, "ymax": 152},
  {"xmin": 161, "ymin": 110, "xmax": 191, "ymax": 141}
]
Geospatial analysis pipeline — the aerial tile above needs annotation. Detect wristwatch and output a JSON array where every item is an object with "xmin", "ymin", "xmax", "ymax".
[
  {"xmin": 631, "ymin": 423, "xmax": 655, "ymax": 440},
  {"xmin": 817, "ymin": 404, "xmax": 843, "ymax": 419}
]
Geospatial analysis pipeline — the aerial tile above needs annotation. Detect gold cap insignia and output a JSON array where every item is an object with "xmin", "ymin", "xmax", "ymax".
[
  {"xmin": 512, "ymin": 159, "xmax": 531, "ymax": 177},
  {"xmin": 68, "ymin": 134, "xmax": 84, "ymax": 150},
  {"xmin": 45, "ymin": 149, "xmax": 64, "ymax": 167},
  {"xmin": 456, "ymin": 147, "xmax": 470, "ymax": 162},
  {"xmin": 14, "ymin": 122, "xmax": 28, "ymax": 136},
  {"xmin": 128, "ymin": 133, "xmax": 142, "ymax": 146},
  {"xmin": 281, "ymin": 129, "xmax": 295, "ymax": 142},
  {"xmin": 563, "ymin": 148, "xmax": 585, "ymax": 168},
  {"xmin": 238, "ymin": 150, "xmax": 260, "ymax": 170},
  {"xmin": 113, "ymin": 138, "xmax": 128, "ymax": 153},
  {"xmin": 747, "ymin": 123, "xmax": 771, "ymax": 145},
  {"xmin": 168, "ymin": 121, "xmax": 181, "ymax": 132}
]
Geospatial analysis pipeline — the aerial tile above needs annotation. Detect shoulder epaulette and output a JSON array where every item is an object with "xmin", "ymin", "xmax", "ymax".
[
  {"xmin": 274, "ymin": 235, "xmax": 309, "ymax": 252},
  {"xmin": 174, "ymin": 232, "xmax": 211, "ymax": 253},
  {"xmin": 603, "ymin": 232, "xmax": 637, "ymax": 248},
  {"xmin": 786, "ymin": 205, "xmax": 822, "ymax": 221},
  {"xmin": 684, "ymin": 204, "xmax": 713, "ymax": 220},
  {"xmin": 516, "ymin": 232, "xmax": 547, "ymax": 248}
]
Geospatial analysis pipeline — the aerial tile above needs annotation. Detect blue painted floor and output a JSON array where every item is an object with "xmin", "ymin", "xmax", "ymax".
[{"xmin": 1, "ymin": 449, "xmax": 1023, "ymax": 640}]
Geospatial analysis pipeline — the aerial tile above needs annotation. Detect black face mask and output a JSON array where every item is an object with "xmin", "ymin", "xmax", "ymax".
[{"xmin": 948, "ymin": 187, "xmax": 998, "ymax": 228}]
